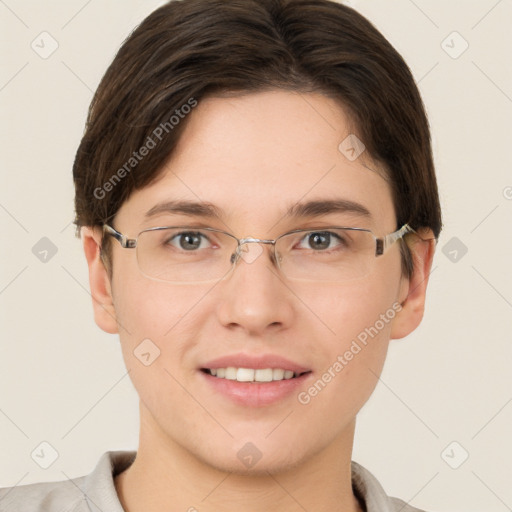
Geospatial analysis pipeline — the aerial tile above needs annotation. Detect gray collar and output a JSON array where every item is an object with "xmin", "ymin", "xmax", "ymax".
[{"xmin": 81, "ymin": 450, "xmax": 409, "ymax": 512}]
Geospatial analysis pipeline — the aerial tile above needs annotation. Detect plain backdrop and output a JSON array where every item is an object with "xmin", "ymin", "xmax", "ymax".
[{"xmin": 1, "ymin": 1, "xmax": 511, "ymax": 511}]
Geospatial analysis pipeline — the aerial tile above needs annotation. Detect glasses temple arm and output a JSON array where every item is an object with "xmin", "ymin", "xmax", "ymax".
[{"xmin": 102, "ymin": 224, "xmax": 137, "ymax": 248}]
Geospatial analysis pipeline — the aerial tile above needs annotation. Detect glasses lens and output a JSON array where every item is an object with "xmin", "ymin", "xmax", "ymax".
[
  {"xmin": 276, "ymin": 228, "xmax": 375, "ymax": 281},
  {"xmin": 135, "ymin": 227, "xmax": 377, "ymax": 283},
  {"xmin": 136, "ymin": 227, "xmax": 236, "ymax": 282}
]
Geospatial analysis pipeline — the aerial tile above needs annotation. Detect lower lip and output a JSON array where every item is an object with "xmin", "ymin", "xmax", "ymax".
[{"xmin": 199, "ymin": 370, "xmax": 312, "ymax": 407}]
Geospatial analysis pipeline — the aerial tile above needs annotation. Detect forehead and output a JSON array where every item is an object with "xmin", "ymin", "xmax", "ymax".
[{"xmin": 117, "ymin": 90, "xmax": 395, "ymax": 233}]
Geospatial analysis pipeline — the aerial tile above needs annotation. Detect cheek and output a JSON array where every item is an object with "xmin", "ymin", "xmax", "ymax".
[
  {"xmin": 291, "ymin": 264, "xmax": 401, "ymax": 408},
  {"xmin": 110, "ymin": 275, "xmax": 211, "ymax": 383},
  {"xmin": 290, "ymin": 264, "xmax": 401, "ymax": 345}
]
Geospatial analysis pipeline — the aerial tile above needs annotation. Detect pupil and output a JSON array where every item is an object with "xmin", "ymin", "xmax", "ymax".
[
  {"xmin": 180, "ymin": 233, "xmax": 201, "ymax": 250},
  {"xmin": 309, "ymin": 232, "xmax": 329, "ymax": 250}
]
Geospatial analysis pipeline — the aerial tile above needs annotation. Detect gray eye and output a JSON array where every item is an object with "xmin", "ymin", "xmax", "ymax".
[
  {"xmin": 298, "ymin": 231, "xmax": 345, "ymax": 251},
  {"xmin": 308, "ymin": 232, "xmax": 330, "ymax": 250},
  {"xmin": 167, "ymin": 231, "xmax": 210, "ymax": 251}
]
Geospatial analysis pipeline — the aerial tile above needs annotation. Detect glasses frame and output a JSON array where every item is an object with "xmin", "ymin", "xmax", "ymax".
[{"xmin": 101, "ymin": 222, "xmax": 418, "ymax": 282}]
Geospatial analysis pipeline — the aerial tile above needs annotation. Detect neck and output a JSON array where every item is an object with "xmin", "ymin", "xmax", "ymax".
[{"xmin": 114, "ymin": 405, "xmax": 364, "ymax": 512}]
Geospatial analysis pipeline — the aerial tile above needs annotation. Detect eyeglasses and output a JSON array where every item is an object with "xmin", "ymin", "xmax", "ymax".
[{"xmin": 101, "ymin": 222, "xmax": 416, "ymax": 284}]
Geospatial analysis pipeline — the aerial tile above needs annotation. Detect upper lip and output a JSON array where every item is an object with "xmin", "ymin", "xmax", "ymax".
[{"xmin": 201, "ymin": 353, "xmax": 311, "ymax": 374}]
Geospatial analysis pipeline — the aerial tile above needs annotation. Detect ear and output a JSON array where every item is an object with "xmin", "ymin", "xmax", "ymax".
[
  {"xmin": 390, "ymin": 228, "xmax": 437, "ymax": 340},
  {"xmin": 81, "ymin": 226, "xmax": 119, "ymax": 334}
]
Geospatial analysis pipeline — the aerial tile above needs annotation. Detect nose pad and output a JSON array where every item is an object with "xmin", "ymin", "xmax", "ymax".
[{"xmin": 274, "ymin": 249, "xmax": 283, "ymax": 265}]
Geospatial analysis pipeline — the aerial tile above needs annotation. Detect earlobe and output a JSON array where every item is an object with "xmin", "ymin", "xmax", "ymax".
[
  {"xmin": 81, "ymin": 226, "xmax": 119, "ymax": 334},
  {"xmin": 390, "ymin": 229, "xmax": 437, "ymax": 340}
]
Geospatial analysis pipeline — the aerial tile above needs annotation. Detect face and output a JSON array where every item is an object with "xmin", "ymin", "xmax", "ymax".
[{"xmin": 93, "ymin": 90, "xmax": 414, "ymax": 474}]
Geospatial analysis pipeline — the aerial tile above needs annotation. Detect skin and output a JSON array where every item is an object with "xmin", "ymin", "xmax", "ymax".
[{"xmin": 82, "ymin": 90, "xmax": 435, "ymax": 512}]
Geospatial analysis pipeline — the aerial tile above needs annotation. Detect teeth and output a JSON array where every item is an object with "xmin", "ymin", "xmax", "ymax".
[
  {"xmin": 237, "ymin": 368, "xmax": 256, "ymax": 382},
  {"xmin": 206, "ymin": 367, "xmax": 300, "ymax": 382},
  {"xmin": 225, "ymin": 367, "xmax": 237, "ymax": 380},
  {"xmin": 272, "ymin": 368, "xmax": 284, "ymax": 380}
]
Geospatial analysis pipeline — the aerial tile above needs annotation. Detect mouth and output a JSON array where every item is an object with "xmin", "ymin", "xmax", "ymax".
[
  {"xmin": 200, "ymin": 367, "xmax": 312, "ymax": 382},
  {"xmin": 198, "ymin": 353, "xmax": 313, "ymax": 406},
  {"xmin": 199, "ymin": 366, "xmax": 313, "ymax": 407}
]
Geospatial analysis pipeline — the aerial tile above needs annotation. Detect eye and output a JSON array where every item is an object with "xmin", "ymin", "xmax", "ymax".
[
  {"xmin": 166, "ymin": 231, "xmax": 212, "ymax": 251},
  {"xmin": 296, "ymin": 231, "xmax": 347, "ymax": 251}
]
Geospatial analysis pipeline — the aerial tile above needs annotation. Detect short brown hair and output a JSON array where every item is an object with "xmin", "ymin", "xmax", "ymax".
[{"xmin": 72, "ymin": 0, "xmax": 442, "ymax": 279}]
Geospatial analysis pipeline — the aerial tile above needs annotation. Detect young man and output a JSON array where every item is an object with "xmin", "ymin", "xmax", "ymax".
[{"xmin": 0, "ymin": 0, "xmax": 441, "ymax": 510}]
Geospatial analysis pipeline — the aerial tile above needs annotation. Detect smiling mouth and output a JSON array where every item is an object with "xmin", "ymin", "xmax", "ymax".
[{"xmin": 200, "ymin": 367, "xmax": 312, "ymax": 383}]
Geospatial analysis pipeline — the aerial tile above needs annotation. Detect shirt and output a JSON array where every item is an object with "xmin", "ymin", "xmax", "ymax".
[{"xmin": 0, "ymin": 450, "xmax": 427, "ymax": 511}]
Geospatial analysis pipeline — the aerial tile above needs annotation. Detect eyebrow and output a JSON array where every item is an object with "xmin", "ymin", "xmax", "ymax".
[
  {"xmin": 145, "ymin": 200, "xmax": 222, "ymax": 219},
  {"xmin": 285, "ymin": 198, "xmax": 371, "ymax": 219},
  {"xmin": 144, "ymin": 198, "xmax": 372, "ymax": 221}
]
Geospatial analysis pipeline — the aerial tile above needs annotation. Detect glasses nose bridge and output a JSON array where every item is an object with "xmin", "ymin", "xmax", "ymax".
[
  {"xmin": 238, "ymin": 236, "xmax": 275, "ymax": 245},
  {"xmin": 232, "ymin": 236, "xmax": 278, "ymax": 266}
]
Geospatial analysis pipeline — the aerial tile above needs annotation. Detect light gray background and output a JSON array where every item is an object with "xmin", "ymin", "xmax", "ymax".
[{"xmin": 1, "ymin": 1, "xmax": 511, "ymax": 511}]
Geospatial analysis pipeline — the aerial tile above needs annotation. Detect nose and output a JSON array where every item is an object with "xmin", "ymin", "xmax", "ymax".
[{"xmin": 215, "ymin": 240, "xmax": 295, "ymax": 336}]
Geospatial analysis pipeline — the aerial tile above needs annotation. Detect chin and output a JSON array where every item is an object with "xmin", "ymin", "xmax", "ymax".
[{"xmin": 196, "ymin": 441, "xmax": 312, "ymax": 477}]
